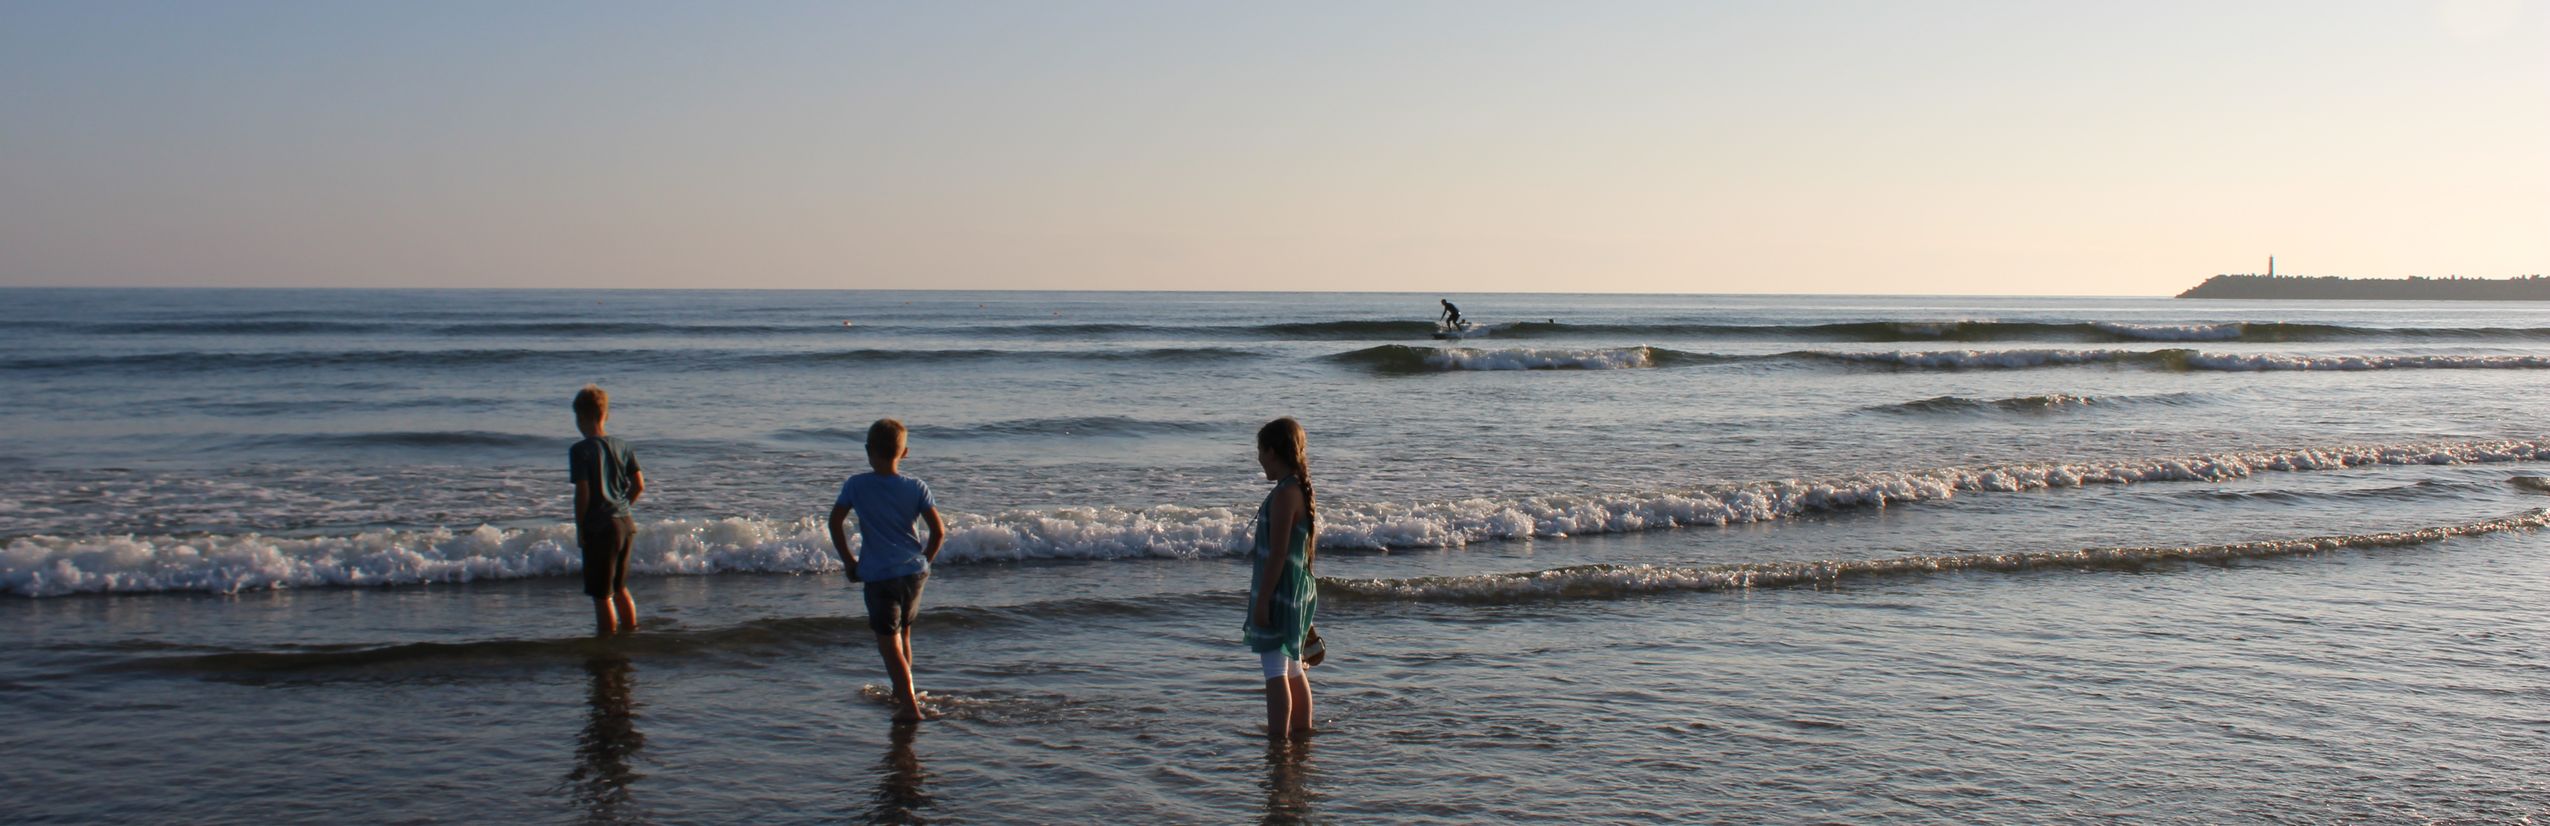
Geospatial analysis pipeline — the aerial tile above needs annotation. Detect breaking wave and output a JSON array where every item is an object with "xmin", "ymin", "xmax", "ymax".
[
  {"xmin": 964, "ymin": 318, "xmax": 2550, "ymax": 343},
  {"xmin": 1320, "ymin": 509, "xmax": 2550, "ymax": 604},
  {"xmin": 1804, "ymin": 348, "xmax": 2550, "ymax": 372},
  {"xmin": 1328, "ymin": 344, "xmax": 1733, "ymax": 373},
  {"xmin": 740, "ymin": 346, "xmax": 1264, "ymax": 367},
  {"xmin": 2, "ymin": 346, "xmax": 1266, "ymax": 373},
  {"xmin": 1478, "ymin": 320, "xmax": 2550, "ymax": 343},
  {"xmin": 839, "ymin": 318, "xmax": 2544, "ymax": 343},
  {"xmin": 102, "ymin": 506, "xmax": 2546, "ymax": 680},
  {"xmin": 1860, "ymin": 393, "xmax": 2205, "ymax": 415},
  {"xmin": 9, "ymin": 438, "xmax": 2548, "ymax": 597},
  {"xmin": 779, "ymin": 416, "xmax": 1226, "ymax": 443},
  {"xmin": 1329, "ymin": 345, "xmax": 2550, "ymax": 374}
]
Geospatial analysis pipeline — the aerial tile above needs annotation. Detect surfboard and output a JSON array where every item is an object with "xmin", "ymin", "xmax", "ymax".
[{"xmin": 1432, "ymin": 321, "xmax": 1479, "ymax": 340}]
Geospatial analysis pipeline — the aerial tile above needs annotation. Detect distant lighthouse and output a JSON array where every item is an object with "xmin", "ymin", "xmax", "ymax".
[{"xmin": 2267, "ymin": 256, "xmax": 2274, "ymax": 277}]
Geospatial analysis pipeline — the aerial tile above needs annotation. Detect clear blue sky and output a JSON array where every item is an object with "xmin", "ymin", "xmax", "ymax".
[{"xmin": 2, "ymin": 0, "xmax": 2542, "ymax": 293}]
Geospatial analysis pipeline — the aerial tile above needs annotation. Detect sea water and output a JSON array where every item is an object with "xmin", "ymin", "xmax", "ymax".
[{"xmin": 2, "ymin": 289, "xmax": 2547, "ymax": 823}]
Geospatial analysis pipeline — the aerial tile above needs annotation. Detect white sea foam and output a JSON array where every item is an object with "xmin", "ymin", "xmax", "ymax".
[
  {"xmin": 1426, "ymin": 346, "xmax": 1654, "ymax": 370},
  {"xmin": 8, "ymin": 438, "xmax": 2549, "ymax": 596},
  {"xmin": 0, "ymin": 511, "xmax": 1256, "ymax": 598},
  {"xmin": 2090, "ymin": 322, "xmax": 2246, "ymax": 341},
  {"xmin": 2179, "ymin": 352, "xmax": 2550, "ymax": 371},
  {"xmin": 1321, "ymin": 508, "xmax": 2550, "ymax": 603},
  {"xmin": 1823, "ymin": 348, "xmax": 2550, "ymax": 371},
  {"xmin": 1822, "ymin": 348, "xmax": 2148, "ymax": 369}
]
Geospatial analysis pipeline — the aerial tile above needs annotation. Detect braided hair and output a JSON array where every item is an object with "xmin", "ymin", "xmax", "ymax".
[{"xmin": 1256, "ymin": 417, "xmax": 1316, "ymax": 527}]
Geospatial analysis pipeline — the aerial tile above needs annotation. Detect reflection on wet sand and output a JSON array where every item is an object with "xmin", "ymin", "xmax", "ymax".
[
  {"xmin": 1260, "ymin": 739, "xmax": 1315, "ymax": 826},
  {"xmin": 567, "ymin": 654, "xmax": 646, "ymax": 823},
  {"xmin": 861, "ymin": 721, "xmax": 933, "ymax": 824}
]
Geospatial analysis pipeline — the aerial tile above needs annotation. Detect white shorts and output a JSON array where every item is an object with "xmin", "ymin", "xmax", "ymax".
[{"xmin": 1259, "ymin": 651, "xmax": 1307, "ymax": 680}]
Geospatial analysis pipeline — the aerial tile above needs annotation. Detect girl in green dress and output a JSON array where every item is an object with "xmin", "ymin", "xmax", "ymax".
[{"xmin": 1246, "ymin": 417, "xmax": 1318, "ymax": 739}]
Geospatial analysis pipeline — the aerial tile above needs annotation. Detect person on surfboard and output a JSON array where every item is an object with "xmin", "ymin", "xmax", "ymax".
[{"xmin": 1438, "ymin": 299, "xmax": 1464, "ymax": 329}]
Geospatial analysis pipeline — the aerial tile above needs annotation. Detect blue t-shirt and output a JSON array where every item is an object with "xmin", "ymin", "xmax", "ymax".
[
  {"xmin": 568, "ymin": 436, "xmax": 641, "ymax": 519},
  {"xmin": 835, "ymin": 472, "xmax": 937, "ymax": 581}
]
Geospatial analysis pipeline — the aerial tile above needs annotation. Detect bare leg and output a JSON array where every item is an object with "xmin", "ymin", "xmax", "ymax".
[
  {"xmin": 899, "ymin": 626, "xmax": 917, "ymax": 702},
  {"xmin": 1264, "ymin": 677, "xmax": 1293, "ymax": 739},
  {"xmin": 612, "ymin": 588, "xmax": 639, "ymax": 633},
  {"xmin": 878, "ymin": 632, "xmax": 921, "ymax": 722},
  {"xmin": 1286, "ymin": 672, "xmax": 1313, "ymax": 737},
  {"xmin": 593, "ymin": 596, "xmax": 618, "ymax": 636}
]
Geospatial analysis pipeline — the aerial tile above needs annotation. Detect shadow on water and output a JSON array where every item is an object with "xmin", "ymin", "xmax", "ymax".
[
  {"xmin": 565, "ymin": 654, "xmax": 646, "ymax": 824},
  {"xmin": 860, "ymin": 722, "xmax": 933, "ymax": 824},
  {"xmin": 1260, "ymin": 739, "xmax": 1316, "ymax": 826}
]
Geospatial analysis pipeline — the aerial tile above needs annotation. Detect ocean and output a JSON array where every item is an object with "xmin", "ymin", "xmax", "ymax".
[{"xmin": 3, "ymin": 288, "xmax": 2547, "ymax": 823}]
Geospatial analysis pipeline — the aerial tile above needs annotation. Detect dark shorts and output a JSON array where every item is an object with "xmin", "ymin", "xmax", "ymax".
[
  {"xmin": 577, "ymin": 514, "xmax": 636, "ymax": 598},
  {"xmin": 863, "ymin": 572, "xmax": 928, "ymax": 636}
]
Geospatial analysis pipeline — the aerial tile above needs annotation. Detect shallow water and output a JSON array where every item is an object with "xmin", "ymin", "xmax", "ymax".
[{"xmin": 4, "ymin": 289, "xmax": 2549, "ymax": 822}]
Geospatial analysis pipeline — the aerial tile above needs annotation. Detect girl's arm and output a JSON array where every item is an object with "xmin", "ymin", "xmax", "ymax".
[{"xmin": 1252, "ymin": 485, "xmax": 1305, "ymax": 627}]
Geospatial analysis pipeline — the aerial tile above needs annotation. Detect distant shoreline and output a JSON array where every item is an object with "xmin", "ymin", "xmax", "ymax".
[{"xmin": 2179, "ymin": 274, "xmax": 2550, "ymax": 301}]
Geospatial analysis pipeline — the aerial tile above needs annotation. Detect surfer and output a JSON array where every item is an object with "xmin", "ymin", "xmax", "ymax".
[{"xmin": 1438, "ymin": 299, "xmax": 1464, "ymax": 329}]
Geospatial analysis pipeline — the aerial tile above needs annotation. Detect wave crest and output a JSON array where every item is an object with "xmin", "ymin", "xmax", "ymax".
[
  {"xmin": 1489, "ymin": 320, "xmax": 2364, "ymax": 342},
  {"xmin": 1328, "ymin": 344, "xmax": 1733, "ymax": 373},
  {"xmin": 1810, "ymin": 348, "xmax": 2550, "ymax": 371},
  {"xmin": 780, "ymin": 416, "xmax": 1222, "ymax": 443},
  {"xmin": 1863, "ymin": 392, "xmax": 2204, "ymax": 415},
  {"xmin": 9, "ymin": 438, "xmax": 2548, "ymax": 597},
  {"xmin": 1321, "ymin": 509, "xmax": 2550, "ymax": 603},
  {"xmin": 1327, "ymin": 345, "xmax": 2550, "ymax": 375}
]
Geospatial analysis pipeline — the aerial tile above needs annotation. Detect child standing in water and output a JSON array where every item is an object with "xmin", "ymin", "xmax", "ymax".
[
  {"xmin": 1247, "ymin": 417, "xmax": 1319, "ymax": 739},
  {"xmin": 569, "ymin": 384, "xmax": 646, "ymax": 635},
  {"xmin": 828, "ymin": 418, "xmax": 947, "ymax": 723}
]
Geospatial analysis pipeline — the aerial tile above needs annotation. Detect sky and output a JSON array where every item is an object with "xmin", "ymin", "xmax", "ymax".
[{"xmin": 1, "ymin": 1, "xmax": 2543, "ymax": 295}]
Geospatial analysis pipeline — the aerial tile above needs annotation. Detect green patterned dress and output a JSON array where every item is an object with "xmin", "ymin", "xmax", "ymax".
[{"xmin": 1242, "ymin": 479, "xmax": 1317, "ymax": 659}]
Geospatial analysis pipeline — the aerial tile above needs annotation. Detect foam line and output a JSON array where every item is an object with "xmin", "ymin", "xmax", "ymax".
[
  {"xmin": 8, "ymin": 438, "xmax": 2547, "ymax": 597},
  {"xmin": 1321, "ymin": 508, "xmax": 2550, "ymax": 603}
]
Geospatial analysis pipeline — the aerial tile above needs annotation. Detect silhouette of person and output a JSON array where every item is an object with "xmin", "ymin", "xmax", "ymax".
[
  {"xmin": 566, "ymin": 654, "xmax": 646, "ymax": 823},
  {"xmin": 1258, "ymin": 740, "xmax": 1315, "ymax": 826},
  {"xmin": 1438, "ymin": 299, "xmax": 1463, "ymax": 328},
  {"xmin": 859, "ymin": 722, "xmax": 933, "ymax": 824}
]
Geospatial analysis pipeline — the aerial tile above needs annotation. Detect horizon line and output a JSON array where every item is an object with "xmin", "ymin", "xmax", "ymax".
[{"xmin": 0, "ymin": 284, "xmax": 2182, "ymax": 299}]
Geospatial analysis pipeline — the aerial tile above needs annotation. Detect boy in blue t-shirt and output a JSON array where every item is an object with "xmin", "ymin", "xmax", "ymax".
[
  {"xmin": 570, "ymin": 384, "xmax": 646, "ymax": 636},
  {"xmin": 827, "ymin": 418, "xmax": 947, "ymax": 723}
]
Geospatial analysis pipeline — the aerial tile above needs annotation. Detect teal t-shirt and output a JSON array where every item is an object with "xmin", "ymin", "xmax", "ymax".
[{"xmin": 569, "ymin": 436, "xmax": 641, "ymax": 519}]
